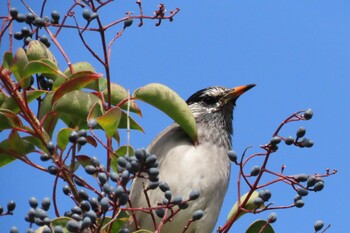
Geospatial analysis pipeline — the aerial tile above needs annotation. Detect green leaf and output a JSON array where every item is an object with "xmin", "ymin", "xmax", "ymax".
[
  {"xmin": 245, "ymin": 220, "xmax": 275, "ymax": 233},
  {"xmin": 1, "ymin": 90, "xmax": 46, "ymax": 113},
  {"xmin": 26, "ymin": 40, "xmax": 58, "ymax": 66},
  {"xmin": 10, "ymin": 47, "xmax": 29, "ymax": 88},
  {"xmin": 227, "ymin": 191, "xmax": 260, "ymax": 221},
  {"xmin": 102, "ymin": 81, "xmax": 141, "ymax": 114},
  {"xmin": 2, "ymin": 51, "xmax": 13, "ymax": 69},
  {"xmin": 96, "ymin": 107, "xmax": 121, "ymax": 138},
  {"xmin": 52, "ymin": 71, "xmax": 102, "ymax": 104},
  {"xmin": 38, "ymin": 93, "xmax": 58, "ymax": 137},
  {"xmin": 53, "ymin": 90, "xmax": 103, "ymax": 121},
  {"xmin": 118, "ymin": 111, "xmax": 144, "ymax": 132},
  {"xmin": 115, "ymin": 145, "xmax": 134, "ymax": 157},
  {"xmin": 57, "ymin": 128, "xmax": 74, "ymax": 150},
  {"xmin": 63, "ymin": 62, "xmax": 100, "ymax": 89},
  {"xmin": 23, "ymin": 59, "xmax": 66, "ymax": 80},
  {"xmin": 0, "ymin": 109, "xmax": 23, "ymax": 130},
  {"xmin": 22, "ymin": 136, "xmax": 46, "ymax": 151},
  {"xmin": 0, "ymin": 130, "xmax": 35, "ymax": 167},
  {"xmin": 133, "ymin": 83, "xmax": 197, "ymax": 142},
  {"xmin": 0, "ymin": 93, "xmax": 6, "ymax": 106}
]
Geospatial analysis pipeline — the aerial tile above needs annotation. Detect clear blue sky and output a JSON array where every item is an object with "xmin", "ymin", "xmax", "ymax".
[{"xmin": 0, "ymin": 0, "xmax": 349, "ymax": 232}]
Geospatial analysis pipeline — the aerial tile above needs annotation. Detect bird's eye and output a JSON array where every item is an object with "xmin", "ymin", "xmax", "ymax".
[{"xmin": 202, "ymin": 95, "xmax": 218, "ymax": 105}]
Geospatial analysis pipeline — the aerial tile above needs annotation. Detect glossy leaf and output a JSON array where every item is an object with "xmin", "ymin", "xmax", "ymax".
[
  {"xmin": 22, "ymin": 136, "xmax": 46, "ymax": 151},
  {"xmin": 102, "ymin": 81, "xmax": 141, "ymax": 114},
  {"xmin": 1, "ymin": 90, "xmax": 46, "ymax": 113},
  {"xmin": 63, "ymin": 62, "xmax": 99, "ymax": 90},
  {"xmin": 53, "ymin": 90, "xmax": 103, "ymax": 120},
  {"xmin": 96, "ymin": 107, "xmax": 121, "ymax": 138},
  {"xmin": 57, "ymin": 128, "xmax": 74, "ymax": 150},
  {"xmin": 38, "ymin": 93, "xmax": 58, "ymax": 137},
  {"xmin": 76, "ymin": 155, "xmax": 92, "ymax": 168},
  {"xmin": 115, "ymin": 145, "xmax": 134, "ymax": 157},
  {"xmin": 0, "ymin": 130, "xmax": 35, "ymax": 167},
  {"xmin": 133, "ymin": 83, "xmax": 197, "ymax": 142},
  {"xmin": 52, "ymin": 71, "xmax": 102, "ymax": 104},
  {"xmin": 245, "ymin": 220, "xmax": 275, "ymax": 233},
  {"xmin": 227, "ymin": 191, "xmax": 260, "ymax": 220},
  {"xmin": 0, "ymin": 109, "xmax": 23, "ymax": 130},
  {"xmin": 2, "ymin": 51, "xmax": 13, "ymax": 69},
  {"xmin": 87, "ymin": 102, "xmax": 104, "ymax": 123},
  {"xmin": 26, "ymin": 40, "xmax": 58, "ymax": 66},
  {"xmin": 10, "ymin": 47, "xmax": 29, "ymax": 88},
  {"xmin": 23, "ymin": 59, "xmax": 66, "ymax": 79}
]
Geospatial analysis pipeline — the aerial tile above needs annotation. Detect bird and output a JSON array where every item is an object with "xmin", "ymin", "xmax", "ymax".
[{"xmin": 129, "ymin": 84, "xmax": 255, "ymax": 233}]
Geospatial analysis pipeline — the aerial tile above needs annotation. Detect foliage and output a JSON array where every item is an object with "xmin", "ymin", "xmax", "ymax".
[{"xmin": 0, "ymin": 1, "xmax": 336, "ymax": 233}]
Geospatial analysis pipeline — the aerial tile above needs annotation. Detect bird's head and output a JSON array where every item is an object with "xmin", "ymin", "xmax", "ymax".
[{"xmin": 186, "ymin": 84, "xmax": 256, "ymax": 117}]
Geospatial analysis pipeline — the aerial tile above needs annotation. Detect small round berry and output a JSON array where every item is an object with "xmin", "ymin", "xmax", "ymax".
[
  {"xmin": 296, "ymin": 127, "xmax": 306, "ymax": 138},
  {"xmin": 66, "ymin": 220, "xmax": 80, "ymax": 232},
  {"xmin": 77, "ymin": 136, "xmax": 87, "ymax": 146},
  {"xmin": 117, "ymin": 157, "xmax": 128, "ymax": 168},
  {"xmin": 297, "ymin": 188, "xmax": 308, "ymax": 197},
  {"xmin": 33, "ymin": 17, "xmax": 45, "ymax": 27},
  {"xmin": 304, "ymin": 109, "xmax": 313, "ymax": 120},
  {"xmin": 267, "ymin": 212, "xmax": 277, "ymax": 223},
  {"xmin": 294, "ymin": 174, "xmax": 308, "ymax": 182},
  {"xmin": 71, "ymin": 206, "xmax": 83, "ymax": 215},
  {"xmin": 90, "ymin": 157, "xmax": 100, "ymax": 167},
  {"xmin": 121, "ymin": 170, "xmax": 130, "ymax": 184},
  {"xmin": 85, "ymin": 165, "xmax": 96, "ymax": 175},
  {"xmin": 78, "ymin": 189, "xmax": 89, "ymax": 200},
  {"xmin": 24, "ymin": 37, "xmax": 32, "ymax": 45},
  {"xmin": 26, "ymin": 13, "xmax": 35, "ymax": 23},
  {"xmin": 82, "ymin": 216, "xmax": 91, "ymax": 228},
  {"xmin": 40, "ymin": 153, "xmax": 50, "ymax": 162},
  {"xmin": 63, "ymin": 185, "xmax": 71, "ymax": 195},
  {"xmin": 82, "ymin": 9, "xmax": 91, "ymax": 20},
  {"xmin": 98, "ymin": 172, "xmax": 108, "ymax": 184},
  {"xmin": 314, "ymin": 220, "xmax": 324, "ymax": 232},
  {"xmin": 172, "ymin": 195, "xmax": 183, "ymax": 205},
  {"xmin": 85, "ymin": 210, "xmax": 97, "ymax": 223},
  {"xmin": 21, "ymin": 27, "xmax": 30, "ymax": 37},
  {"xmin": 119, "ymin": 228, "xmax": 130, "ymax": 233},
  {"xmin": 51, "ymin": 10, "xmax": 60, "ymax": 21},
  {"xmin": 54, "ymin": 226, "xmax": 64, "ymax": 233},
  {"xmin": 119, "ymin": 193, "xmax": 129, "ymax": 206},
  {"xmin": 10, "ymin": 226, "xmax": 19, "ymax": 233},
  {"xmin": 47, "ymin": 166, "xmax": 58, "ymax": 175},
  {"xmin": 148, "ymin": 167, "xmax": 159, "ymax": 178},
  {"xmin": 124, "ymin": 18, "xmax": 133, "ymax": 28},
  {"xmin": 100, "ymin": 197, "xmax": 109, "ymax": 212},
  {"xmin": 307, "ymin": 175, "xmax": 317, "ymax": 187},
  {"xmin": 284, "ymin": 136, "xmax": 294, "ymax": 145},
  {"xmin": 39, "ymin": 35, "xmax": 49, "ymax": 44},
  {"xmin": 35, "ymin": 208, "xmax": 48, "ymax": 219},
  {"xmin": 303, "ymin": 138, "xmax": 314, "ymax": 148},
  {"xmin": 90, "ymin": 12, "xmax": 98, "ymax": 20},
  {"xmin": 294, "ymin": 199, "xmax": 305, "ymax": 208},
  {"xmin": 253, "ymin": 197, "xmax": 264, "ymax": 207},
  {"xmin": 80, "ymin": 200, "xmax": 90, "ymax": 212},
  {"xmin": 14, "ymin": 32, "xmax": 23, "ymax": 40},
  {"xmin": 69, "ymin": 131, "xmax": 79, "ymax": 143},
  {"xmin": 110, "ymin": 172, "xmax": 119, "ymax": 182},
  {"xmin": 87, "ymin": 119, "xmax": 97, "ymax": 128},
  {"xmin": 10, "ymin": 7, "xmax": 18, "ymax": 18},
  {"xmin": 15, "ymin": 13, "xmax": 26, "ymax": 22},
  {"xmin": 46, "ymin": 141, "xmax": 55, "ymax": 154},
  {"xmin": 155, "ymin": 208, "xmax": 165, "ymax": 218},
  {"xmin": 145, "ymin": 154, "xmax": 157, "ymax": 166},
  {"xmin": 41, "ymin": 197, "xmax": 51, "ymax": 211},
  {"xmin": 0, "ymin": 206, "xmax": 2, "ymax": 214},
  {"xmin": 179, "ymin": 202, "xmax": 189, "ymax": 209},
  {"xmin": 227, "ymin": 150, "xmax": 238, "ymax": 163},
  {"xmin": 29, "ymin": 197, "xmax": 38, "ymax": 208},
  {"xmin": 42, "ymin": 226, "xmax": 51, "ymax": 233},
  {"xmin": 77, "ymin": 129, "xmax": 87, "ymax": 137},
  {"xmin": 270, "ymin": 136, "xmax": 281, "ymax": 145},
  {"xmin": 148, "ymin": 181, "xmax": 159, "ymax": 190},
  {"xmin": 192, "ymin": 210, "xmax": 204, "ymax": 221},
  {"xmin": 159, "ymin": 181, "xmax": 170, "ymax": 192},
  {"xmin": 250, "ymin": 166, "xmax": 261, "ymax": 176},
  {"xmin": 294, "ymin": 194, "xmax": 302, "ymax": 202},
  {"xmin": 164, "ymin": 190, "xmax": 172, "ymax": 200},
  {"xmin": 258, "ymin": 190, "xmax": 272, "ymax": 202},
  {"xmin": 314, "ymin": 181, "xmax": 324, "ymax": 192},
  {"xmin": 135, "ymin": 148, "xmax": 147, "ymax": 161},
  {"xmin": 189, "ymin": 190, "xmax": 200, "ymax": 200},
  {"xmin": 89, "ymin": 197, "xmax": 99, "ymax": 210}
]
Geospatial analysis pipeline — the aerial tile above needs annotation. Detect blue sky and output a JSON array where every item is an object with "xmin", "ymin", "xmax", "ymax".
[{"xmin": 0, "ymin": 0, "xmax": 349, "ymax": 232}]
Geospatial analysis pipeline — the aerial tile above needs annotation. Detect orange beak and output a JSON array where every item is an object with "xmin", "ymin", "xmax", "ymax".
[{"xmin": 221, "ymin": 84, "xmax": 256, "ymax": 103}]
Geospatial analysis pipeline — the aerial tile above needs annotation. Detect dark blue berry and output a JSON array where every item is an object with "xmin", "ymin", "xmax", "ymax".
[
  {"xmin": 7, "ymin": 200, "xmax": 16, "ymax": 212},
  {"xmin": 41, "ymin": 197, "xmax": 51, "ymax": 211},
  {"xmin": 189, "ymin": 190, "xmax": 200, "ymax": 200},
  {"xmin": 192, "ymin": 210, "xmax": 204, "ymax": 221}
]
